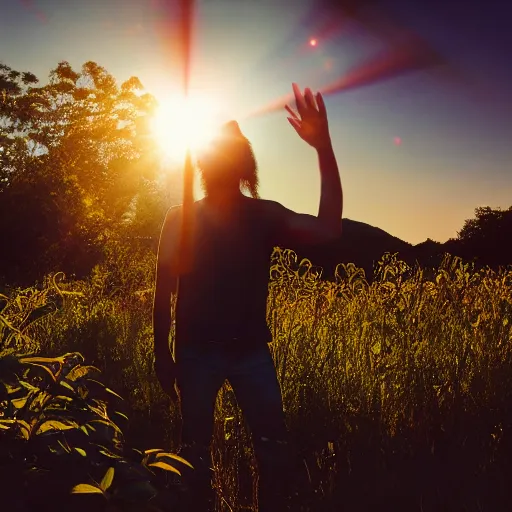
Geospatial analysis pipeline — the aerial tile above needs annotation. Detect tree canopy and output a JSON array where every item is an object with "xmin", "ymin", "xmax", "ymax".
[
  {"xmin": 455, "ymin": 205, "xmax": 512, "ymax": 268},
  {"xmin": 0, "ymin": 61, "xmax": 177, "ymax": 286}
]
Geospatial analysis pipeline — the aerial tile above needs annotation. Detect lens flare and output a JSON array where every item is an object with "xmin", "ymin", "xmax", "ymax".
[
  {"xmin": 151, "ymin": 94, "xmax": 224, "ymax": 161},
  {"xmin": 244, "ymin": 38, "xmax": 443, "ymax": 120}
]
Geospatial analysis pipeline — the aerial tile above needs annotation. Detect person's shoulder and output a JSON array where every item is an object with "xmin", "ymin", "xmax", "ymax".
[
  {"xmin": 247, "ymin": 197, "xmax": 285, "ymax": 217},
  {"xmin": 163, "ymin": 200, "xmax": 207, "ymax": 224},
  {"xmin": 165, "ymin": 204, "xmax": 182, "ymax": 215},
  {"xmin": 165, "ymin": 202, "xmax": 201, "ymax": 217},
  {"xmin": 245, "ymin": 198, "xmax": 288, "ymax": 239},
  {"xmin": 162, "ymin": 204, "xmax": 183, "ymax": 230}
]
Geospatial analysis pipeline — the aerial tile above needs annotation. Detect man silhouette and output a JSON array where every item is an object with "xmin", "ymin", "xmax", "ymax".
[{"xmin": 153, "ymin": 83, "xmax": 343, "ymax": 511}]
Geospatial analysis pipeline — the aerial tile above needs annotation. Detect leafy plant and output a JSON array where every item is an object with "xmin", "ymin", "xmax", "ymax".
[
  {"xmin": 0, "ymin": 349, "xmax": 191, "ymax": 511},
  {"xmin": 1, "ymin": 249, "xmax": 512, "ymax": 510}
]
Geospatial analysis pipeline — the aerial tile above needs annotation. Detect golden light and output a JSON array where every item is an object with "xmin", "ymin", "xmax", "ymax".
[{"xmin": 151, "ymin": 93, "xmax": 223, "ymax": 161}]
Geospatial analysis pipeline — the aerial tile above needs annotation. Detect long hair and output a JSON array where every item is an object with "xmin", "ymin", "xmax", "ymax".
[
  {"xmin": 239, "ymin": 137, "xmax": 259, "ymax": 199},
  {"xmin": 198, "ymin": 121, "xmax": 260, "ymax": 199}
]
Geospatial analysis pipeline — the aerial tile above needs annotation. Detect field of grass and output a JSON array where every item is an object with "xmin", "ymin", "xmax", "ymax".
[{"xmin": 1, "ymin": 243, "xmax": 512, "ymax": 511}]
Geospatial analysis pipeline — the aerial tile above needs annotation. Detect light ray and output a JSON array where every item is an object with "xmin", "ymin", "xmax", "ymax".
[{"xmin": 243, "ymin": 37, "xmax": 444, "ymax": 120}]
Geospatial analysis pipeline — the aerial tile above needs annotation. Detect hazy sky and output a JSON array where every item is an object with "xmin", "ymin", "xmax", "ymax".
[{"xmin": 1, "ymin": 0, "xmax": 511, "ymax": 244}]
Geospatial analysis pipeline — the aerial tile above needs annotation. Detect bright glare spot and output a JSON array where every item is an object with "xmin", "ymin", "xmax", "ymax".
[
  {"xmin": 151, "ymin": 94, "xmax": 224, "ymax": 161},
  {"xmin": 309, "ymin": 38, "xmax": 317, "ymax": 47}
]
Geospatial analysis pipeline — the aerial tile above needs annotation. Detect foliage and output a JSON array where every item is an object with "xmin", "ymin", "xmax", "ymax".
[
  {"xmin": 455, "ymin": 205, "xmax": 512, "ymax": 269},
  {"xmin": 1, "ymin": 248, "xmax": 512, "ymax": 510},
  {"xmin": 0, "ymin": 296, "xmax": 192, "ymax": 511},
  {"xmin": 0, "ymin": 61, "xmax": 174, "ymax": 286}
]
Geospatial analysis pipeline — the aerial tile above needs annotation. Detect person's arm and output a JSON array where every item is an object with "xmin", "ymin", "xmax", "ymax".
[
  {"xmin": 273, "ymin": 83, "xmax": 343, "ymax": 246},
  {"xmin": 153, "ymin": 206, "xmax": 181, "ymax": 400}
]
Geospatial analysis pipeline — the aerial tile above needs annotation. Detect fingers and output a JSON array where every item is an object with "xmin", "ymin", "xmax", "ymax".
[
  {"xmin": 285, "ymin": 104, "xmax": 300, "ymax": 121},
  {"xmin": 287, "ymin": 116, "xmax": 301, "ymax": 133},
  {"xmin": 285, "ymin": 104, "xmax": 302, "ymax": 132},
  {"xmin": 316, "ymin": 91, "xmax": 327, "ymax": 118},
  {"xmin": 292, "ymin": 83, "xmax": 323, "ymax": 116},
  {"xmin": 304, "ymin": 87, "xmax": 317, "ymax": 110},
  {"xmin": 287, "ymin": 84, "xmax": 327, "ymax": 136},
  {"xmin": 292, "ymin": 82, "xmax": 307, "ymax": 117}
]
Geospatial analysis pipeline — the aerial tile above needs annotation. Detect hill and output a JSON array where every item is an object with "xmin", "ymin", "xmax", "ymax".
[
  {"xmin": 292, "ymin": 211, "xmax": 511, "ymax": 282},
  {"xmin": 291, "ymin": 218, "xmax": 412, "ymax": 281}
]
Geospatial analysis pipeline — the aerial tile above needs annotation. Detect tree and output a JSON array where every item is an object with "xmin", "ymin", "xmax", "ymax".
[
  {"xmin": 456, "ymin": 205, "xmax": 512, "ymax": 269},
  {"xmin": 0, "ymin": 61, "xmax": 174, "ymax": 286},
  {"xmin": 0, "ymin": 62, "xmax": 39, "ymax": 185}
]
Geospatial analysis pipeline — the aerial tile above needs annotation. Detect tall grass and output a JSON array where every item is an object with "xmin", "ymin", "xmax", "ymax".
[{"xmin": 2, "ymin": 243, "xmax": 511, "ymax": 511}]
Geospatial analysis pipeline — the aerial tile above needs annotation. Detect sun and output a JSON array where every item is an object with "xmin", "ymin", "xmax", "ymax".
[{"xmin": 151, "ymin": 93, "xmax": 224, "ymax": 161}]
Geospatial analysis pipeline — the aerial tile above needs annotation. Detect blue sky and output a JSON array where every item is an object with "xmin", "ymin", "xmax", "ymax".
[{"xmin": 1, "ymin": 0, "xmax": 511, "ymax": 244}]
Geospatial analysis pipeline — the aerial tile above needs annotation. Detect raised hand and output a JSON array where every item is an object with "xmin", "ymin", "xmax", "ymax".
[{"xmin": 285, "ymin": 83, "xmax": 331, "ymax": 150}]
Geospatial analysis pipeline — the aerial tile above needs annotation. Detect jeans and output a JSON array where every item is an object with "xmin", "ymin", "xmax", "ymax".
[{"xmin": 175, "ymin": 341, "xmax": 291, "ymax": 511}]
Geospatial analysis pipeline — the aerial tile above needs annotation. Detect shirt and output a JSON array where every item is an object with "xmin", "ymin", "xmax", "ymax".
[{"xmin": 174, "ymin": 196, "xmax": 280, "ymax": 347}]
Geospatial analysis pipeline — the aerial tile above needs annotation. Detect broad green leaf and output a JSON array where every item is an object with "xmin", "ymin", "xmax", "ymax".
[
  {"xmin": 99, "ymin": 449, "xmax": 122, "ymax": 459},
  {"xmin": 24, "ymin": 363, "xmax": 56, "ymax": 382},
  {"xmin": 17, "ymin": 420, "xmax": 31, "ymax": 440},
  {"xmin": 60, "ymin": 381, "xmax": 75, "ymax": 392},
  {"xmin": 19, "ymin": 381, "xmax": 39, "ymax": 392},
  {"xmin": 36, "ymin": 420, "xmax": 78, "ymax": 434},
  {"xmin": 19, "ymin": 356, "xmax": 62, "ymax": 364},
  {"xmin": 148, "ymin": 461, "xmax": 181, "ymax": 476},
  {"xmin": 156, "ymin": 452, "xmax": 194, "ymax": 469},
  {"xmin": 89, "ymin": 419, "xmax": 122, "ymax": 434},
  {"xmin": 86, "ymin": 378, "xmax": 106, "ymax": 388},
  {"xmin": 0, "ymin": 424, "xmax": 11, "ymax": 430},
  {"xmin": 71, "ymin": 484, "xmax": 104, "ymax": 495},
  {"xmin": 100, "ymin": 467, "xmax": 114, "ymax": 492},
  {"xmin": 66, "ymin": 365, "xmax": 89, "ymax": 381},
  {"xmin": 65, "ymin": 365, "xmax": 101, "ymax": 383},
  {"xmin": 11, "ymin": 397, "xmax": 28, "ymax": 409},
  {"xmin": 28, "ymin": 391, "xmax": 51, "ymax": 412},
  {"xmin": 87, "ymin": 403, "xmax": 106, "ymax": 417},
  {"xmin": 105, "ymin": 387, "xmax": 124, "ymax": 400},
  {"xmin": 54, "ymin": 395, "xmax": 73, "ymax": 402}
]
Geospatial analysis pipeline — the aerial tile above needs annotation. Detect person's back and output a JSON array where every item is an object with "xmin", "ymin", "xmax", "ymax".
[
  {"xmin": 176, "ymin": 196, "xmax": 277, "ymax": 346},
  {"xmin": 153, "ymin": 83, "xmax": 343, "ymax": 511}
]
